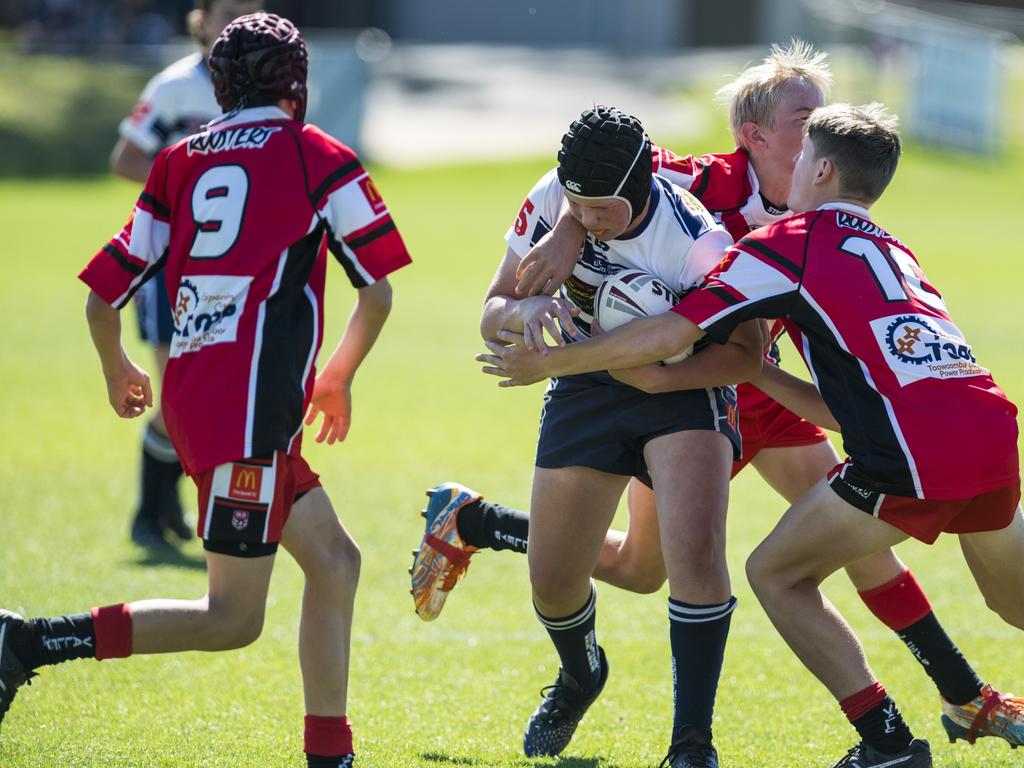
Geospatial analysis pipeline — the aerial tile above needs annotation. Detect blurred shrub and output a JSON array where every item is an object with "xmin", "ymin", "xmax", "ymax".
[{"xmin": 0, "ymin": 47, "xmax": 148, "ymax": 177}]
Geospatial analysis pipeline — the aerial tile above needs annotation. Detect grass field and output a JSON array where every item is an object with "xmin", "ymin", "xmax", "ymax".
[{"xmin": 1, "ymin": 111, "xmax": 1023, "ymax": 767}]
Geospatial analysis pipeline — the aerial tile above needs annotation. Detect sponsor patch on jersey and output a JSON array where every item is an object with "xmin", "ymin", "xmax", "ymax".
[
  {"xmin": 358, "ymin": 176, "xmax": 386, "ymax": 215},
  {"xmin": 170, "ymin": 275, "xmax": 250, "ymax": 357},
  {"xmin": 871, "ymin": 313, "xmax": 988, "ymax": 386},
  {"xmin": 186, "ymin": 126, "xmax": 281, "ymax": 156}
]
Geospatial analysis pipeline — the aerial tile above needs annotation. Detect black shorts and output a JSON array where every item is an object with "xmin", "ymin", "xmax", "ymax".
[
  {"xmin": 535, "ymin": 372, "xmax": 741, "ymax": 480},
  {"xmin": 134, "ymin": 270, "xmax": 175, "ymax": 345}
]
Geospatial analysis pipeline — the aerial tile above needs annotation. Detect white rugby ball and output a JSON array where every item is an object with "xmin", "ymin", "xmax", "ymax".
[{"xmin": 593, "ymin": 269, "xmax": 691, "ymax": 363}]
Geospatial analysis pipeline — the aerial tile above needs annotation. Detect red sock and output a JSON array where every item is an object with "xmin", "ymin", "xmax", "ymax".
[
  {"xmin": 90, "ymin": 604, "xmax": 133, "ymax": 660},
  {"xmin": 304, "ymin": 714, "xmax": 353, "ymax": 757},
  {"xmin": 857, "ymin": 570, "xmax": 931, "ymax": 632},
  {"xmin": 840, "ymin": 681, "xmax": 887, "ymax": 722}
]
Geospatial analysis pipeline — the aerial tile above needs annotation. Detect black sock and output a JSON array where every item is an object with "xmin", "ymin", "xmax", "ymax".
[
  {"xmin": 138, "ymin": 423, "xmax": 183, "ymax": 523},
  {"xmin": 455, "ymin": 499, "xmax": 529, "ymax": 553},
  {"xmin": 852, "ymin": 697, "xmax": 914, "ymax": 754},
  {"xmin": 8, "ymin": 613, "xmax": 97, "ymax": 670},
  {"xmin": 897, "ymin": 613, "xmax": 983, "ymax": 705},
  {"xmin": 306, "ymin": 755, "xmax": 353, "ymax": 768},
  {"xmin": 669, "ymin": 597, "xmax": 736, "ymax": 741},
  {"xmin": 535, "ymin": 583, "xmax": 601, "ymax": 690}
]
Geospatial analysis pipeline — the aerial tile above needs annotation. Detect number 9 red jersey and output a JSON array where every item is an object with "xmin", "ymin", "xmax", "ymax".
[{"xmin": 79, "ymin": 106, "xmax": 412, "ymax": 476}]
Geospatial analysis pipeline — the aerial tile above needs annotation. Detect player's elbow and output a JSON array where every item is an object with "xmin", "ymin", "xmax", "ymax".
[
  {"xmin": 358, "ymin": 278, "xmax": 392, "ymax": 317},
  {"xmin": 85, "ymin": 291, "xmax": 115, "ymax": 323}
]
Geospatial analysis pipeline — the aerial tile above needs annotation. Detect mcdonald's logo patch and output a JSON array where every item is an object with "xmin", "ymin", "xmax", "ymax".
[
  {"xmin": 358, "ymin": 176, "xmax": 386, "ymax": 215},
  {"xmin": 228, "ymin": 464, "xmax": 262, "ymax": 501}
]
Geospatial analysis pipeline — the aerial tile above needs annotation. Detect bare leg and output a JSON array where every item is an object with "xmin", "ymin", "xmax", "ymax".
[
  {"xmin": 528, "ymin": 466, "xmax": 627, "ymax": 616},
  {"xmin": 280, "ymin": 488, "xmax": 361, "ymax": 716},
  {"xmin": 752, "ymin": 442, "xmax": 909, "ymax": 590},
  {"xmin": 592, "ymin": 479, "xmax": 666, "ymax": 593},
  {"xmin": 746, "ymin": 479, "xmax": 909, "ymax": 700},
  {"xmin": 644, "ymin": 430, "xmax": 732, "ymax": 603},
  {"xmin": 130, "ymin": 550, "xmax": 276, "ymax": 653},
  {"xmin": 959, "ymin": 505, "xmax": 1024, "ymax": 630}
]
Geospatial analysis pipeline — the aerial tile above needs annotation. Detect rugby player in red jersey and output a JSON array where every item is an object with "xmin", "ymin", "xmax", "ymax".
[
  {"xmin": 478, "ymin": 102, "xmax": 1024, "ymax": 768},
  {"xmin": 0, "ymin": 15, "xmax": 411, "ymax": 768},
  {"xmin": 412, "ymin": 42, "xmax": 1024, "ymax": 753}
]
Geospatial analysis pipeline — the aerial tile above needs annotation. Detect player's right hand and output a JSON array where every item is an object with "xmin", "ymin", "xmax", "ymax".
[
  {"xmin": 105, "ymin": 356, "xmax": 153, "ymax": 418},
  {"xmin": 516, "ymin": 296, "xmax": 581, "ymax": 353},
  {"xmin": 515, "ymin": 231, "xmax": 580, "ymax": 297}
]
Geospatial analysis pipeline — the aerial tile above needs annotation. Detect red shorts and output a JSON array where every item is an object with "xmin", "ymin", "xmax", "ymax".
[
  {"xmin": 731, "ymin": 398, "xmax": 829, "ymax": 478},
  {"xmin": 827, "ymin": 459, "xmax": 1021, "ymax": 544},
  {"xmin": 193, "ymin": 451, "xmax": 321, "ymax": 557}
]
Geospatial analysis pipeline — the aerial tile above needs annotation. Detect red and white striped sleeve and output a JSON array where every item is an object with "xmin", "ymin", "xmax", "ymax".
[
  {"xmin": 305, "ymin": 127, "xmax": 411, "ymax": 288},
  {"xmin": 78, "ymin": 150, "xmax": 172, "ymax": 308},
  {"xmin": 673, "ymin": 217, "xmax": 807, "ymax": 343}
]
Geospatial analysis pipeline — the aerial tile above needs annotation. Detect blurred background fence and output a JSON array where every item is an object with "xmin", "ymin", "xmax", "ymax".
[{"xmin": 0, "ymin": 0, "xmax": 1020, "ymax": 176}]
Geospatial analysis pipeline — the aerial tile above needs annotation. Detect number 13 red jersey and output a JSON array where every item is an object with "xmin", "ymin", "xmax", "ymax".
[
  {"xmin": 80, "ymin": 106, "xmax": 411, "ymax": 476},
  {"xmin": 674, "ymin": 202, "xmax": 1018, "ymax": 499}
]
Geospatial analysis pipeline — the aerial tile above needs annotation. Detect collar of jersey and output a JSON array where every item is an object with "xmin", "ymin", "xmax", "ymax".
[
  {"xmin": 207, "ymin": 105, "xmax": 291, "ymax": 130},
  {"xmin": 615, "ymin": 179, "xmax": 659, "ymax": 241},
  {"xmin": 818, "ymin": 201, "xmax": 872, "ymax": 219}
]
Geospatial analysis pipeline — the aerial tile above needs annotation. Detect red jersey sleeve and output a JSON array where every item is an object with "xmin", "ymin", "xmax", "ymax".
[
  {"xmin": 303, "ymin": 125, "xmax": 411, "ymax": 287},
  {"xmin": 672, "ymin": 217, "xmax": 808, "ymax": 343},
  {"xmin": 78, "ymin": 150, "xmax": 172, "ymax": 308},
  {"xmin": 653, "ymin": 146, "xmax": 751, "ymax": 214}
]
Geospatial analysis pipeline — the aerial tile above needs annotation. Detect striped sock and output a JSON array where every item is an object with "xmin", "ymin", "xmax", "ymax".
[
  {"xmin": 535, "ymin": 582, "xmax": 601, "ymax": 690},
  {"xmin": 668, "ymin": 596, "xmax": 737, "ymax": 739}
]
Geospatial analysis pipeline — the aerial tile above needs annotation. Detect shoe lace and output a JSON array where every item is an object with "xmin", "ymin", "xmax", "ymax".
[
  {"xmin": 831, "ymin": 744, "xmax": 862, "ymax": 768},
  {"xmin": 659, "ymin": 737, "xmax": 716, "ymax": 767},
  {"xmin": 439, "ymin": 558, "xmax": 472, "ymax": 591},
  {"xmin": 537, "ymin": 680, "xmax": 583, "ymax": 725}
]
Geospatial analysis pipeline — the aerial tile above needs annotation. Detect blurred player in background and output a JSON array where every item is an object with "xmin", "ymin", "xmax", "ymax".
[
  {"xmin": 478, "ymin": 101, "xmax": 1024, "ymax": 768},
  {"xmin": 111, "ymin": 0, "xmax": 261, "ymax": 549},
  {"xmin": 0, "ymin": 15, "xmax": 411, "ymax": 767},
  {"xmin": 412, "ymin": 41, "xmax": 1024, "ymax": 751}
]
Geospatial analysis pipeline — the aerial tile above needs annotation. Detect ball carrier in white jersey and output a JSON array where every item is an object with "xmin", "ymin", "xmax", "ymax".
[
  {"xmin": 462, "ymin": 105, "xmax": 763, "ymax": 767},
  {"xmin": 111, "ymin": 0, "xmax": 262, "ymax": 550}
]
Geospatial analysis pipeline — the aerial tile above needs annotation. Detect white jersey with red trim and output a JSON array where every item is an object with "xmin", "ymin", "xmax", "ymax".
[
  {"xmin": 119, "ymin": 52, "xmax": 220, "ymax": 156},
  {"xmin": 674, "ymin": 202, "xmax": 1019, "ymax": 499},
  {"xmin": 505, "ymin": 168, "xmax": 729, "ymax": 340},
  {"xmin": 81, "ymin": 106, "xmax": 412, "ymax": 475}
]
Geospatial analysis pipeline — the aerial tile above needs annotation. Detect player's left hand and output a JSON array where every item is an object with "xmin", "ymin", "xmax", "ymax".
[
  {"xmin": 476, "ymin": 331, "xmax": 551, "ymax": 387},
  {"xmin": 305, "ymin": 377, "xmax": 352, "ymax": 444},
  {"xmin": 105, "ymin": 356, "xmax": 153, "ymax": 418}
]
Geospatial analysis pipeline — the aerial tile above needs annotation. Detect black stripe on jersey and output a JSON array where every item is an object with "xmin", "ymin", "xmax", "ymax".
[
  {"xmin": 689, "ymin": 157, "xmax": 712, "ymax": 199},
  {"xmin": 738, "ymin": 237, "xmax": 803, "ymax": 280},
  {"xmin": 345, "ymin": 219, "xmax": 396, "ymax": 250},
  {"xmin": 789, "ymin": 297, "xmax": 917, "ymax": 495},
  {"xmin": 138, "ymin": 192, "xmax": 171, "ymax": 219},
  {"xmin": 103, "ymin": 243, "xmax": 144, "ymax": 276},
  {"xmin": 326, "ymin": 231, "xmax": 368, "ymax": 288},
  {"xmin": 311, "ymin": 159, "xmax": 362, "ymax": 207},
  {"xmin": 706, "ymin": 285, "xmax": 741, "ymax": 306},
  {"xmin": 251, "ymin": 227, "xmax": 322, "ymax": 457},
  {"xmin": 115, "ymin": 250, "xmax": 168, "ymax": 308}
]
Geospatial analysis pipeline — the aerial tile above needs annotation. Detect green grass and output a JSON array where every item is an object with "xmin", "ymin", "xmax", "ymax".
[{"xmin": 1, "ymin": 120, "xmax": 1024, "ymax": 767}]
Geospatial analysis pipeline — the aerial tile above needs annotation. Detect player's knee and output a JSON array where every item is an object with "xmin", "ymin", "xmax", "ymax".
[
  {"xmin": 745, "ymin": 544, "xmax": 778, "ymax": 599},
  {"xmin": 205, "ymin": 599, "xmax": 265, "ymax": 649},
  {"xmin": 984, "ymin": 595, "xmax": 1024, "ymax": 630},
  {"xmin": 613, "ymin": 557, "xmax": 666, "ymax": 594},
  {"xmin": 307, "ymin": 535, "xmax": 361, "ymax": 595}
]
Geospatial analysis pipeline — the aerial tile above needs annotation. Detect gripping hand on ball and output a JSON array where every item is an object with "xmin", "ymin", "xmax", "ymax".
[{"xmin": 515, "ymin": 296, "xmax": 581, "ymax": 352}]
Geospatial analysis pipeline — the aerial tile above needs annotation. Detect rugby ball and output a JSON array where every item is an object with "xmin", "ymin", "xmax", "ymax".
[{"xmin": 593, "ymin": 269, "xmax": 691, "ymax": 363}]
